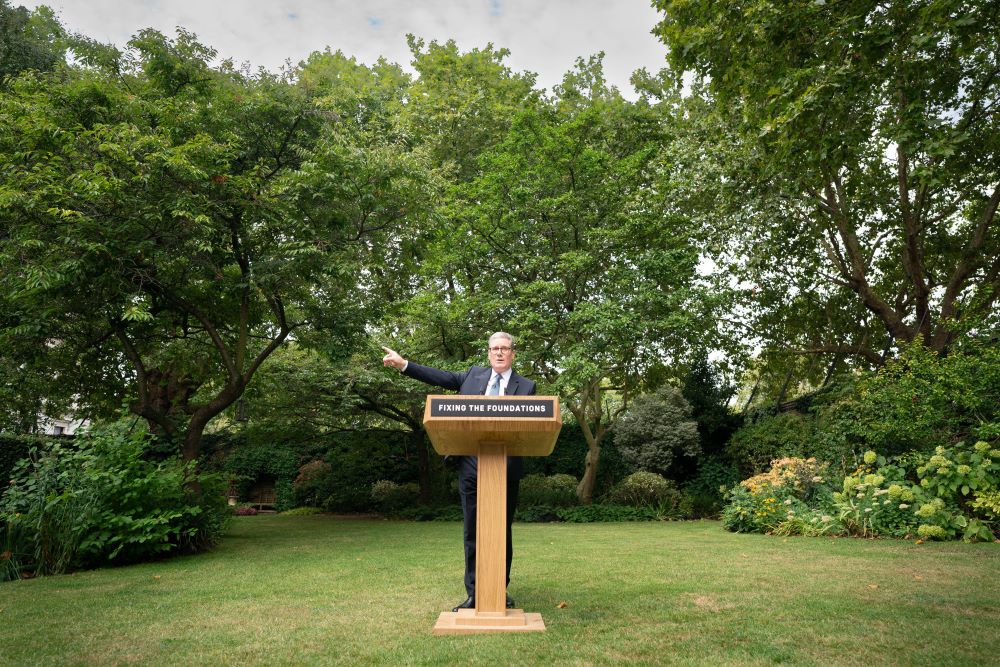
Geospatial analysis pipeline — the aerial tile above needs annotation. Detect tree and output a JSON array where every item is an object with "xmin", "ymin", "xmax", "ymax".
[
  {"xmin": 400, "ymin": 36, "xmax": 540, "ymax": 184},
  {"xmin": 653, "ymin": 0, "xmax": 1000, "ymax": 369},
  {"xmin": 614, "ymin": 384, "xmax": 700, "ymax": 477},
  {"xmin": 0, "ymin": 29, "xmax": 427, "ymax": 463},
  {"xmin": 0, "ymin": 0, "xmax": 65, "ymax": 89},
  {"xmin": 237, "ymin": 341, "xmax": 447, "ymax": 503},
  {"xmin": 411, "ymin": 56, "xmax": 710, "ymax": 502},
  {"xmin": 679, "ymin": 353, "xmax": 739, "ymax": 458}
]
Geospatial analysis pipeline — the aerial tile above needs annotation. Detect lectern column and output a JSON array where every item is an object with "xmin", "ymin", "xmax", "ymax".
[{"xmin": 475, "ymin": 442, "xmax": 507, "ymax": 613}]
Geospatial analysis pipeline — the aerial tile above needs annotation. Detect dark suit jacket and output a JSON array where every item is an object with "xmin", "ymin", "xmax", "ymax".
[
  {"xmin": 402, "ymin": 363, "xmax": 537, "ymax": 398},
  {"xmin": 402, "ymin": 362, "xmax": 536, "ymax": 479}
]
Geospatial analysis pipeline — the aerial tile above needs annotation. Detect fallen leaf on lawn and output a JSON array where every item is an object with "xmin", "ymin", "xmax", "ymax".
[
  {"xmin": 913, "ymin": 575, "xmax": 924, "ymax": 581},
  {"xmin": 741, "ymin": 553, "xmax": 748, "ymax": 558},
  {"xmin": 915, "ymin": 539, "xmax": 924, "ymax": 545},
  {"xmin": 153, "ymin": 575, "xmax": 161, "ymax": 580},
  {"xmin": 556, "ymin": 601, "xmax": 568, "ymax": 609},
  {"xmin": 868, "ymin": 584, "xmax": 879, "ymax": 590}
]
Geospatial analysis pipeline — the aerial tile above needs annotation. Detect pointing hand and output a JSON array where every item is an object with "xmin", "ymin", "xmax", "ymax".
[{"xmin": 381, "ymin": 346, "xmax": 406, "ymax": 370}]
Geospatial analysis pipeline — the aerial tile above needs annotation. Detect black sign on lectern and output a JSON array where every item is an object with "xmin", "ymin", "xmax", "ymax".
[{"xmin": 429, "ymin": 397, "xmax": 555, "ymax": 418}]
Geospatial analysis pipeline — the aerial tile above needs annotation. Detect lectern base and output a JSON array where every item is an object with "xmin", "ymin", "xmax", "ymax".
[{"xmin": 432, "ymin": 608, "xmax": 546, "ymax": 635}]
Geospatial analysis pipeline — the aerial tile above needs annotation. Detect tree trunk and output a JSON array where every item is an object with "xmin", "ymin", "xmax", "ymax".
[
  {"xmin": 775, "ymin": 367, "xmax": 795, "ymax": 407},
  {"xmin": 571, "ymin": 403, "xmax": 606, "ymax": 505},
  {"xmin": 577, "ymin": 443, "xmax": 601, "ymax": 505}
]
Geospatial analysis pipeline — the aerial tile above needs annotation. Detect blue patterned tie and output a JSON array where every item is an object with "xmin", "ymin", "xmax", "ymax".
[{"xmin": 487, "ymin": 373, "xmax": 501, "ymax": 395}]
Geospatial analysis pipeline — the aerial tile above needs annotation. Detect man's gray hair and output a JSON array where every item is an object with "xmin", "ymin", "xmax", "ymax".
[{"xmin": 489, "ymin": 331, "xmax": 515, "ymax": 348}]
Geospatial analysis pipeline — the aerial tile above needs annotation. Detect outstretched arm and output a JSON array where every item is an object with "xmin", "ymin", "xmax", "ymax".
[{"xmin": 382, "ymin": 346, "xmax": 467, "ymax": 390}]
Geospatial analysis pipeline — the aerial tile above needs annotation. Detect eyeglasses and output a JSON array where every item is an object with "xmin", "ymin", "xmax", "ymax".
[{"xmin": 489, "ymin": 346, "xmax": 513, "ymax": 354}]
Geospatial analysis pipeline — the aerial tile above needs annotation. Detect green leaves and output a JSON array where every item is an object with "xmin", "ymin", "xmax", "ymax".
[{"xmin": 0, "ymin": 28, "xmax": 436, "ymax": 458}]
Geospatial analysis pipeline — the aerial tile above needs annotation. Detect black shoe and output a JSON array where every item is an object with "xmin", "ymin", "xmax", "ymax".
[
  {"xmin": 506, "ymin": 595, "xmax": 516, "ymax": 609},
  {"xmin": 452, "ymin": 596, "xmax": 475, "ymax": 612}
]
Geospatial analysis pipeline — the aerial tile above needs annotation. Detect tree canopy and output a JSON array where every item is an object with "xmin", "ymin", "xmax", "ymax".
[
  {"xmin": 654, "ymin": 0, "xmax": 1000, "ymax": 371},
  {"xmin": 1, "ymin": 2, "xmax": 997, "ymax": 504}
]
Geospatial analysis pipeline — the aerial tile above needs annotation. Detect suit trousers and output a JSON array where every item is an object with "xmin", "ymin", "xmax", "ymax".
[{"xmin": 457, "ymin": 455, "xmax": 521, "ymax": 598}]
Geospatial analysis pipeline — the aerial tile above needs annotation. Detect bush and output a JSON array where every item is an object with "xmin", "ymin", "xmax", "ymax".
[
  {"xmin": 555, "ymin": 504, "xmax": 662, "ymax": 523},
  {"xmin": 681, "ymin": 456, "xmax": 741, "ymax": 518},
  {"xmin": 279, "ymin": 506, "xmax": 325, "ymax": 516},
  {"xmin": 726, "ymin": 413, "xmax": 815, "ymax": 475},
  {"xmin": 915, "ymin": 440, "xmax": 1000, "ymax": 541},
  {"xmin": 832, "ymin": 460, "xmax": 924, "ymax": 538},
  {"xmin": 516, "ymin": 504, "xmax": 663, "ymax": 523},
  {"xmin": 515, "ymin": 505, "xmax": 563, "ymax": 522},
  {"xmin": 0, "ymin": 518, "xmax": 30, "ymax": 581},
  {"xmin": 0, "ymin": 421, "xmax": 231, "ymax": 578},
  {"xmin": 395, "ymin": 505, "xmax": 464, "ymax": 521},
  {"xmin": 850, "ymin": 341, "xmax": 1000, "ymax": 456},
  {"xmin": 223, "ymin": 442, "xmax": 300, "ymax": 510},
  {"xmin": 520, "ymin": 420, "xmax": 632, "ymax": 499},
  {"xmin": 722, "ymin": 443, "xmax": 1000, "ymax": 542},
  {"xmin": 614, "ymin": 385, "xmax": 701, "ymax": 476},
  {"xmin": 0, "ymin": 434, "xmax": 39, "ymax": 489},
  {"xmin": 603, "ymin": 471, "xmax": 682, "ymax": 514},
  {"xmin": 371, "ymin": 480, "xmax": 420, "ymax": 514},
  {"xmin": 517, "ymin": 473, "xmax": 579, "ymax": 507},
  {"xmin": 721, "ymin": 457, "xmax": 836, "ymax": 534},
  {"xmin": 292, "ymin": 460, "xmax": 334, "ymax": 508}
]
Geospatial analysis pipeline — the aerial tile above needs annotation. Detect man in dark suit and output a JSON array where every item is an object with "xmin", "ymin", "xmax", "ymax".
[{"xmin": 381, "ymin": 332, "xmax": 535, "ymax": 612}]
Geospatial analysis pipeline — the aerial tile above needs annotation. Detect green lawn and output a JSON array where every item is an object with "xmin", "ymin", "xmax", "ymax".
[{"xmin": 1, "ymin": 516, "xmax": 998, "ymax": 666}]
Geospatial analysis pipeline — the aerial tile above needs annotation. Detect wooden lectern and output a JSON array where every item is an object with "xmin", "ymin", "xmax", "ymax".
[{"xmin": 424, "ymin": 394, "xmax": 561, "ymax": 635}]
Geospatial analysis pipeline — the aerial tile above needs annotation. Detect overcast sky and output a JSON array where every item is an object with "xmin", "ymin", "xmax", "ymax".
[{"xmin": 21, "ymin": 1, "xmax": 669, "ymax": 96}]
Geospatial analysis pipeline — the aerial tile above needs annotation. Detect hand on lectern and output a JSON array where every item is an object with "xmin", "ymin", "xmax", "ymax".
[{"xmin": 381, "ymin": 346, "xmax": 407, "ymax": 370}]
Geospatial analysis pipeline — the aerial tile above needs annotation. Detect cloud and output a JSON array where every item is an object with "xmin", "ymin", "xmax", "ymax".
[{"xmin": 19, "ymin": 0, "xmax": 667, "ymax": 96}]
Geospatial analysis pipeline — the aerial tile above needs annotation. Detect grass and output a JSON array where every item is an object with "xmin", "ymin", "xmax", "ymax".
[{"xmin": 1, "ymin": 516, "xmax": 998, "ymax": 666}]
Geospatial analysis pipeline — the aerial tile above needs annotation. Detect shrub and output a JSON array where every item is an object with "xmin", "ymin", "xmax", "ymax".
[
  {"xmin": 726, "ymin": 413, "xmax": 815, "ymax": 475},
  {"xmin": 915, "ymin": 441, "xmax": 999, "ymax": 541},
  {"xmin": 723, "ymin": 443, "xmax": 1000, "ymax": 542},
  {"xmin": 0, "ymin": 421, "xmax": 231, "ymax": 577},
  {"xmin": 1, "ymin": 519, "xmax": 30, "ymax": 581},
  {"xmin": 603, "ymin": 471, "xmax": 681, "ymax": 513},
  {"xmin": 722, "ymin": 457, "xmax": 835, "ymax": 534},
  {"xmin": 740, "ymin": 457, "xmax": 830, "ymax": 500},
  {"xmin": 371, "ymin": 480, "xmax": 420, "ymax": 514},
  {"xmin": 832, "ymin": 459, "xmax": 924, "ymax": 538},
  {"xmin": 0, "ymin": 434, "xmax": 39, "ymax": 488},
  {"xmin": 515, "ymin": 505, "xmax": 563, "ymax": 522},
  {"xmin": 292, "ymin": 460, "xmax": 333, "ymax": 508},
  {"xmin": 555, "ymin": 504, "xmax": 661, "ymax": 523},
  {"xmin": 517, "ymin": 473, "xmax": 579, "ymax": 507},
  {"xmin": 850, "ymin": 341, "xmax": 1000, "ymax": 456},
  {"xmin": 395, "ymin": 505, "xmax": 465, "ymax": 521},
  {"xmin": 280, "ymin": 506, "xmax": 325, "ymax": 516},
  {"xmin": 614, "ymin": 385, "xmax": 701, "ymax": 476},
  {"xmin": 1, "ymin": 440, "xmax": 97, "ymax": 576},
  {"xmin": 682, "ymin": 456, "xmax": 741, "ymax": 518},
  {"xmin": 720, "ymin": 484, "xmax": 794, "ymax": 533},
  {"xmin": 223, "ymin": 443, "xmax": 300, "ymax": 510}
]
